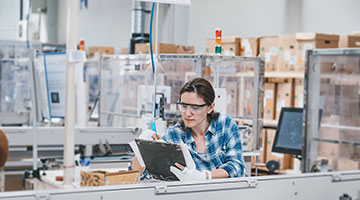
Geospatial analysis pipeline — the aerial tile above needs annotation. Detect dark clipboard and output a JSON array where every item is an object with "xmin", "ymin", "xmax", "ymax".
[{"xmin": 135, "ymin": 139, "xmax": 186, "ymax": 181}]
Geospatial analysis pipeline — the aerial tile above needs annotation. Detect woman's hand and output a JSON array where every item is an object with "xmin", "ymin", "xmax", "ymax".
[
  {"xmin": 138, "ymin": 130, "xmax": 161, "ymax": 140},
  {"xmin": 170, "ymin": 163, "xmax": 209, "ymax": 181}
]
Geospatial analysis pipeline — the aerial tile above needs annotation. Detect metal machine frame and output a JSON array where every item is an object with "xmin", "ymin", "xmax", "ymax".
[
  {"xmin": 99, "ymin": 54, "xmax": 264, "ymax": 151},
  {"xmin": 303, "ymin": 48, "xmax": 360, "ymax": 172},
  {"xmin": 1, "ymin": 171, "xmax": 360, "ymax": 199}
]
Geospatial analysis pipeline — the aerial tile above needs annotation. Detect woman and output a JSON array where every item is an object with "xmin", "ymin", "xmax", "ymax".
[{"xmin": 131, "ymin": 78, "xmax": 245, "ymax": 180}]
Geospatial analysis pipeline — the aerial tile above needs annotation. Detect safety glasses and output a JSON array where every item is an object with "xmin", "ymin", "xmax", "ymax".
[{"xmin": 176, "ymin": 101, "xmax": 209, "ymax": 114}]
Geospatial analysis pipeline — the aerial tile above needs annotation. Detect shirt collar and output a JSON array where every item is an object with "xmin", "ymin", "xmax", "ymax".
[{"xmin": 207, "ymin": 119, "xmax": 217, "ymax": 135}]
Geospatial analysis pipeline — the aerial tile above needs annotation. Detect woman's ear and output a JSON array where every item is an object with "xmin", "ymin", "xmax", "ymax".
[{"xmin": 208, "ymin": 102, "xmax": 215, "ymax": 114}]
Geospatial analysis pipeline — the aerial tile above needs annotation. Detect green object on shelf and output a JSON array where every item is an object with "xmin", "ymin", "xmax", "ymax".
[{"xmin": 215, "ymin": 46, "xmax": 222, "ymax": 54}]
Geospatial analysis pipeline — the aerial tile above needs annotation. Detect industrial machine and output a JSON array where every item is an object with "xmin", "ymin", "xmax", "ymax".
[{"xmin": 303, "ymin": 48, "xmax": 360, "ymax": 173}]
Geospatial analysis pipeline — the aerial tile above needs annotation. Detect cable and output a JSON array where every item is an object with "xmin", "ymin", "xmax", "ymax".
[
  {"xmin": 149, "ymin": 2, "xmax": 155, "ymax": 75},
  {"xmin": 26, "ymin": 0, "xmax": 32, "ymax": 50},
  {"xmin": 149, "ymin": 2, "xmax": 157, "ymax": 119}
]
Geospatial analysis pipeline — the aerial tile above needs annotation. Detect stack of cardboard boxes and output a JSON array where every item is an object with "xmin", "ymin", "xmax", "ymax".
[
  {"xmin": 206, "ymin": 33, "xmax": 360, "ymax": 173},
  {"xmin": 135, "ymin": 43, "xmax": 194, "ymax": 54},
  {"xmin": 88, "ymin": 46, "xmax": 115, "ymax": 58}
]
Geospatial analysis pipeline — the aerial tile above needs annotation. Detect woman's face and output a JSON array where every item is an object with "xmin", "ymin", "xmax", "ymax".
[{"xmin": 179, "ymin": 92, "xmax": 214, "ymax": 129}]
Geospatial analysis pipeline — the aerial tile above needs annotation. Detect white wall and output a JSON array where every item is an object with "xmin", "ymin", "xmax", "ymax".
[
  {"xmin": 57, "ymin": 0, "xmax": 132, "ymax": 53},
  {"xmin": 302, "ymin": 0, "xmax": 360, "ymax": 34},
  {"xmin": 188, "ymin": 0, "xmax": 287, "ymax": 53},
  {"xmin": 188, "ymin": 0, "xmax": 360, "ymax": 53},
  {"xmin": 156, "ymin": 4, "xmax": 189, "ymax": 45},
  {"xmin": 0, "ymin": 0, "xmax": 20, "ymax": 40},
  {"xmin": 1, "ymin": 0, "xmax": 360, "ymax": 53}
]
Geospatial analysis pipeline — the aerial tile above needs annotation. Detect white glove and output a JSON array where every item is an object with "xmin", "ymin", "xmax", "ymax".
[
  {"xmin": 170, "ymin": 166, "xmax": 208, "ymax": 181},
  {"xmin": 138, "ymin": 130, "xmax": 157, "ymax": 141}
]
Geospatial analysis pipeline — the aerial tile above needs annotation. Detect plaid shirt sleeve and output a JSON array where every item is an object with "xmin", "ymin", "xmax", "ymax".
[{"xmin": 218, "ymin": 116, "xmax": 246, "ymax": 177}]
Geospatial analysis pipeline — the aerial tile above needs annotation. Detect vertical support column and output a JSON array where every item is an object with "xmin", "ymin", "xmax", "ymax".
[
  {"xmin": 63, "ymin": 0, "xmax": 79, "ymax": 186},
  {"xmin": 29, "ymin": 51, "xmax": 39, "ymax": 171},
  {"xmin": 302, "ymin": 50, "xmax": 320, "ymax": 172},
  {"xmin": 253, "ymin": 58, "xmax": 264, "ymax": 150}
]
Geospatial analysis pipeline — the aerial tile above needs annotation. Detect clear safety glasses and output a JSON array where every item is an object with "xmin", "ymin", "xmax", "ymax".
[{"xmin": 176, "ymin": 101, "xmax": 209, "ymax": 114}]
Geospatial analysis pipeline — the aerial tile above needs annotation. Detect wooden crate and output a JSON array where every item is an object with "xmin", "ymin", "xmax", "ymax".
[{"xmin": 81, "ymin": 170, "xmax": 140, "ymax": 187}]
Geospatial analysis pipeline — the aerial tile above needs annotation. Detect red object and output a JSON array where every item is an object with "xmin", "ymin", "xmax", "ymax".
[
  {"xmin": 56, "ymin": 176, "xmax": 63, "ymax": 181},
  {"xmin": 215, "ymin": 29, "xmax": 222, "ymax": 38},
  {"xmin": 79, "ymin": 39, "xmax": 85, "ymax": 51}
]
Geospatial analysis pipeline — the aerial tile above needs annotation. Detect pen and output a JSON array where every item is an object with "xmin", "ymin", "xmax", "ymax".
[{"xmin": 150, "ymin": 122, "xmax": 157, "ymax": 136}]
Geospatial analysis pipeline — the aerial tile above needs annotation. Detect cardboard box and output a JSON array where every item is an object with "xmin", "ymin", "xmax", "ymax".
[
  {"xmin": 264, "ymin": 82, "xmax": 276, "ymax": 119},
  {"xmin": 88, "ymin": 46, "xmax": 115, "ymax": 58},
  {"xmin": 120, "ymin": 48, "xmax": 129, "ymax": 54},
  {"xmin": 294, "ymin": 78, "xmax": 304, "ymax": 108},
  {"xmin": 240, "ymin": 37, "xmax": 259, "ymax": 57},
  {"xmin": 336, "ymin": 158, "xmax": 360, "ymax": 171},
  {"xmin": 339, "ymin": 35, "xmax": 360, "ymax": 48},
  {"xmin": 176, "ymin": 45, "xmax": 195, "ymax": 54},
  {"xmin": 266, "ymin": 129, "xmax": 292, "ymax": 170},
  {"xmin": 277, "ymin": 35, "xmax": 297, "ymax": 71},
  {"xmin": 135, "ymin": 43, "xmax": 177, "ymax": 54},
  {"xmin": 205, "ymin": 37, "xmax": 241, "ymax": 56},
  {"xmin": 259, "ymin": 36, "xmax": 279, "ymax": 71},
  {"xmin": 81, "ymin": 170, "xmax": 140, "ymax": 187},
  {"xmin": 295, "ymin": 33, "xmax": 339, "ymax": 72},
  {"xmin": 205, "ymin": 39, "xmax": 215, "ymax": 54},
  {"xmin": 275, "ymin": 80, "xmax": 294, "ymax": 119}
]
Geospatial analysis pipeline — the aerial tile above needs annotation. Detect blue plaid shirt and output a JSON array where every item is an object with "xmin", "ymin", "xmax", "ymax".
[{"xmin": 162, "ymin": 113, "xmax": 245, "ymax": 177}]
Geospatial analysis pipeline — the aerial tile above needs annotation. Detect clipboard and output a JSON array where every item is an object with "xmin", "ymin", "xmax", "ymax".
[{"xmin": 132, "ymin": 139, "xmax": 187, "ymax": 181}]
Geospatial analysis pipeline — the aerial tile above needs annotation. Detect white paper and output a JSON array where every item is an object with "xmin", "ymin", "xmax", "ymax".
[
  {"xmin": 284, "ymin": 51, "xmax": 291, "ymax": 61},
  {"xmin": 264, "ymin": 96, "xmax": 269, "ymax": 107},
  {"xmin": 242, "ymin": 39, "xmax": 249, "ymax": 45},
  {"xmin": 44, "ymin": 53, "xmax": 67, "ymax": 118},
  {"xmin": 265, "ymin": 90, "xmax": 273, "ymax": 98},
  {"xmin": 69, "ymin": 50, "xmax": 87, "ymax": 63},
  {"xmin": 245, "ymin": 50, "xmax": 252, "ymax": 57},
  {"xmin": 270, "ymin": 47, "xmax": 278, "ymax": 56},
  {"xmin": 265, "ymin": 53, "xmax": 271, "ymax": 62},
  {"xmin": 298, "ymin": 94, "xmax": 304, "ymax": 107},
  {"xmin": 214, "ymin": 88, "xmax": 227, "ymax": 114},
  {"xmin": 304, "ymin": 43, "xmax": 313, "ymax": 50},
  {"xmin": 289, "ymin": 56, "xmax": 297, "ymax": 65},
  {"xmin": 277, "ymin": 99, "xmax": 286, "ymax": 111},
  {"xmin": 129, "ymin": 141, "xmax": 146, "ymax": 168},
  {"xmin": 302, "ymin": 43, "xmax": 314, "ymax": 61}
]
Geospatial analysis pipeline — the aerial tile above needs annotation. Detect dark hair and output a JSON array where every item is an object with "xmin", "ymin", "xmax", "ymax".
[{"xmin": 179, "ymin": 78, "xmax": 220, "ymax": 125}]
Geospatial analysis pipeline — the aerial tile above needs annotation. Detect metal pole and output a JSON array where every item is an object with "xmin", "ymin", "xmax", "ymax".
[
  {"xmin": 63, "ymin": 0, "xmax": 79, "ymax": 186},
  {"xmin": 29, "ymin": 51, "xmax": 38, "ymax": 171}
]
